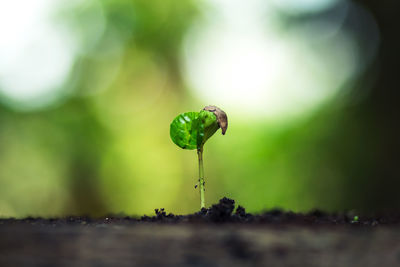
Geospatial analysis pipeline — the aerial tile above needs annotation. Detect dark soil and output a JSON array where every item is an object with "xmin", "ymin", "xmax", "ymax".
[
  {"xmin": 1, "ymin": 197, "xmax": 400, "ymax": 266},
  {"xmin": 3, "ymin": 197, "xmax": 399, "ymax": 227}
]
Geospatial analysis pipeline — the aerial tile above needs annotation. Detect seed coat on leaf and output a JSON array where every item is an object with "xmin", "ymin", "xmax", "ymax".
[{"xmin": 203, "ymin": 105, "xmax": 228, "ymax": 135}]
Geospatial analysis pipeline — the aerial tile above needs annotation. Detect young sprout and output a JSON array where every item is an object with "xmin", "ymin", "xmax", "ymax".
[
  {"xmin": 170, "ymin": 105, "xmax": 228, "ymax": 209},
  {"xmin": 352, "ymin": 215, "xmax": 359, "ymax": 223}
]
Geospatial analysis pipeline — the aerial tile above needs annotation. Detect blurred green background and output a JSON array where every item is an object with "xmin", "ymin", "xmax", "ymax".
[{"xmin": 0, "ymin": 0, "xmax": 399, "ymax": 217}]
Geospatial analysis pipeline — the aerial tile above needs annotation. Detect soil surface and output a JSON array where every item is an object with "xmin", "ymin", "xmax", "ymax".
[{"xmin": 1, "ymin": 198, "xmax": 400, "ymax": 266}]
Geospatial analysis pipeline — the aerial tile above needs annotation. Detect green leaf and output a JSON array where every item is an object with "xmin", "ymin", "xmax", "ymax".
[
  {"xmin": 198, "ymin": 110, "xmax": 219, "ymax": 146},
  {"xmin": 170, "ymin": 111, "xmax": 218, "ymax": 150},
  {"xmin": 170, "ymin": 112, "xmax": 203, "ymax": 150}
]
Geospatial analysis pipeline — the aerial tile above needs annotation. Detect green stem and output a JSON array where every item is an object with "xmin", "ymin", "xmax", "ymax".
[{"xmin": 197, "ymin": 146, "xmax": 205, "ymax": 209}]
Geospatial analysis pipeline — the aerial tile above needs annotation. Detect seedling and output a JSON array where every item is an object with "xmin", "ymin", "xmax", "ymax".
[{"xmin": 170, "ymin": 105, "xmax": 228, "ymax": 209}]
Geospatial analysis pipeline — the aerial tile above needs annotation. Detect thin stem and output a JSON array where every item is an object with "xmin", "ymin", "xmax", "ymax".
[{"xmin": 197, "ymin": 147, "xmax": 205, "ymax": 209}]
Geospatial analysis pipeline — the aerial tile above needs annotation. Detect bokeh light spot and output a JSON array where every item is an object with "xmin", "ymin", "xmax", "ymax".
[
  {"xmin": 0, "ymin": 0, "xmax": 106, "ymax": 110},
  {"xmin": 183, "ymin": 0, "xmax": 378, "ymax": 120}
]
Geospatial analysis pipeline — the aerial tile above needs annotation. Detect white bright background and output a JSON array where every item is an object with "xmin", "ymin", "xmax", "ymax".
[{"xmin": 183, "ymin": 0, "xmax": 379, "ymax": 120}]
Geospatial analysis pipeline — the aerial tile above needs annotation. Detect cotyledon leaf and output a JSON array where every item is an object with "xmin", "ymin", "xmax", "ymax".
[
  {"xmin": 198, "ymin": 110, "xmax": 219, "ymax": 146},
  {"xmin": 170, "ymin": 110, "xmax": 220, "ymax": 150},
  {"xmin": 170, "ymin": 110, "xmax": 219, "ymax": 149},
  {"xmin": 170, "ymin": 112, "xmax": 204, "ymax": 150}
]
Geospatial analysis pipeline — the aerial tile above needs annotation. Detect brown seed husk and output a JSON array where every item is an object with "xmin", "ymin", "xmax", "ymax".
[{"xmin": 203, "ymin": 105, "xmax": 228, "ymax": 135}]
